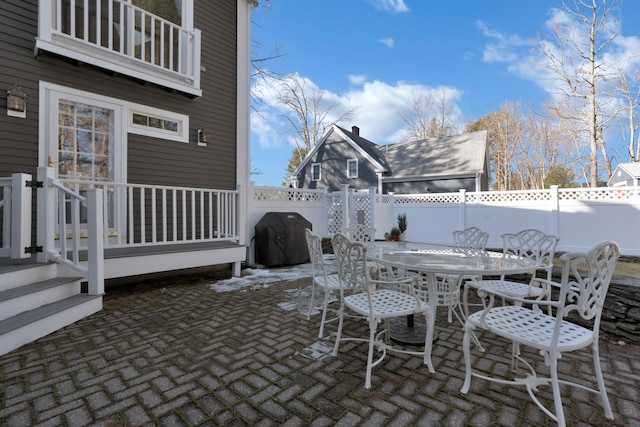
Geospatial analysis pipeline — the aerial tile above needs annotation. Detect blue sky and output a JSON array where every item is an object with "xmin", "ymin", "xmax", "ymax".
[{"xmin": 249, "ymin": 0, "xmax": 640, "ymax": 187}]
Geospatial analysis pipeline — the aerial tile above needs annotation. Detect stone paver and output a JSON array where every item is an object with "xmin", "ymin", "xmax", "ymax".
[{"xmin": 0, "ymin": 275, "xmax": 639, "ymax": 426}]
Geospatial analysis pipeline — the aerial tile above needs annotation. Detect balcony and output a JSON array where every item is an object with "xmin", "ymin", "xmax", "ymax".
[{"xmin": 36, "ymin": 0, "xmax": 202, "ymax": 97}]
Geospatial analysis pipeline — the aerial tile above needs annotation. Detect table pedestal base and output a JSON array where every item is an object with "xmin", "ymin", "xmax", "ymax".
[{"xmin": 389, "ymin": 315, "xmax": 437, "ymax": 346}]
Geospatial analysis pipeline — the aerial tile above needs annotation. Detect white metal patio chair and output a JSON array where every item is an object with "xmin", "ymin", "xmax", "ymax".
[
  {"xmin": 452, "ymin": 226, "xmax": 489, "ymax": 251},
  {"xmin": 331, "ymin": 233, "xmax": 432, "ymax": 389},
  {"xmin": 464, "ymin": 229, "xmax": 559, "ymax": 362},
  {"xmin": 461, "ymin": 241, "xmax": 619, "ymax": 427},
  {"xmin": 304, "ymin": 228, "xmax": 342, "ymax": 339},
  {"xmin": 442, "ymin": 226, "xmax": 490, "ymax": 323},
  {"xmin": 340, "ymin": 223, "xmax": 376, "ymax": 242},
  {"xmin": 465, "ymin": 229, "xmax": 560, "ymax": 314}
]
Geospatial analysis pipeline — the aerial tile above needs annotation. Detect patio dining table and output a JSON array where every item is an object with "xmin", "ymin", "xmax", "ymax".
[{"xmin": 366, "ymin": 241, "xmax": 538, "ymax": 371}]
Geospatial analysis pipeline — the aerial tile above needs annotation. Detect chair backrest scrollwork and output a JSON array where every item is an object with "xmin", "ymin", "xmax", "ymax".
[{"xmin": 560, "ymin": 241, "xmax": 619, "ymax": 322}]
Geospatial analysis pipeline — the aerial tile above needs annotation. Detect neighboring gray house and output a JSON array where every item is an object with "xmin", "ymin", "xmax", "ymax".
[
  {"xmin": 608, "ymin": 163, "xmax": 640, "ymax": 187},
  {"xmin": 291, "ymin": 125, "xmax": 489, "ymax": 194},
  {"xmin": 291, "ymin": 125, "xmax": 388, "ymax": 191}
]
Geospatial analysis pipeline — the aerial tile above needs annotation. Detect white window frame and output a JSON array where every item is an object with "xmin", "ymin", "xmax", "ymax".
[
  {"xmin": 347, "ymin": 159, "xmax": 358, "ymax": 179},
  {"xmin": 128, "ymin": 105, "xmax": 189, "ymax": 143},
  {"xmin": 311, "ymin": 163, "xmax": 321, "ymax": 181}
]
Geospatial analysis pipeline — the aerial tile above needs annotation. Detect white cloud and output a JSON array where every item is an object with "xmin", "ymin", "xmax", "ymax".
[
  {"xmin": 379, "ymin": 37, "xmax": 395, "ymax": 48},
  {"xmin": 476, "ymin": 20, "xmax": 531, "ymax": 64},
  {"xmin": 349, "ymin": 74, "xmax": 368, "ymax": 85},
  {"xmin": 251, "ymin": 74, "xmax": 464, "ymax": 148},
  {"xmin": 367, "ymin": 0, "xmax": 409, "ymax": 13}
]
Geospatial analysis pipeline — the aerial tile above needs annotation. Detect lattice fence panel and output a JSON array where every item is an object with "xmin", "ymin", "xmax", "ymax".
[
  {"xmin": 394, "ymin": 193, "xmax": 461, "ymax": 204},
  {"xmin": 253, "ymin": 187, "xmax": 324, "ymax": 202},
  {"xmin": 350, "ymin": 193, "xmax": 372, "ymax": 227},
  {"xmin": 467, "ymin": 190, "xmax": 551, "ymax": 203},
  {"xmin": 326, "ymin": 194, "xmax": 343, "ymax": 235},
  {"xmin": 558, "ymin": 187, "xmax": 640, "ymax": 201}
]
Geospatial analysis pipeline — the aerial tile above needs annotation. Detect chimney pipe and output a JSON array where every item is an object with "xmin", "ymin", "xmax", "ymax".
[{"xmin": 352, "ymin": 126, "xmax": 359, "ymax": 136}]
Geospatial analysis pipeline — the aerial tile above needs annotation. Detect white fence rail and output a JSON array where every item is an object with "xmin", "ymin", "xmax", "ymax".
[{"xmin": 248, "ymin": 184, "xmax": 640, "ymax": 257}]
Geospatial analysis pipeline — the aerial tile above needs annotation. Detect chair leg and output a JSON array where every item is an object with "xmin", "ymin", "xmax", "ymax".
[
  {"xmin": 318, "ymin": 290, "xmax": 329, "ymax": 339},
  {"xmin": 332, "ymin": 304, "xmax": 345, "ymax": 357},
  {"xmin": 423, "ymin": 308, "xmax": 436, "ymax": 373},
  {"xmin": 592, "ymin": 342, "xmax": 614, "ymax": 420},
  {"xmin": 307, "ymin": 283, "xmax": 316, "ymax": 321},
  {"xmin": 549, "ymin": 356, "xmax": 566, "ymax": 427},
  {"xmin": 364, "ymin": 325, "xmax": 377, "ymax": 389},
  {"xmin": 460, "ymin": 322, "xmax": 474, "ymax": 394}
]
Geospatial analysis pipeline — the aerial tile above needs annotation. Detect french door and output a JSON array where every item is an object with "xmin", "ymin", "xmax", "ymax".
[{"xmin": 41, "ymin": 84, "xmax": 127, "ymax": 233}]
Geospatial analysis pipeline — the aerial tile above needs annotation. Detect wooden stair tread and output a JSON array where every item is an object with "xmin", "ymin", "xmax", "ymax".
[
  {"xmin": 0, "ymin": 277, "xmax": 82, "ymax": 302},
  {"xmin": 0, "ymin": 294, "xmax": 102, "ymax": 335}
]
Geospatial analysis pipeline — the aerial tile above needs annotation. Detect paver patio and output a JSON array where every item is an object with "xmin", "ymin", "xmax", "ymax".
[{"xmin": 0, "ymin": 273, "xmax": 639, "ymax": 426}]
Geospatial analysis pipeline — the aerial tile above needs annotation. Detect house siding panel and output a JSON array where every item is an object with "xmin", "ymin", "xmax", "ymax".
[
  {"xmin": 1, "ymin": 0, "xmax": 238, "ymax": 191},
  {"xmin": 299, "ymin": 133, "xmax": 379, "ymax": 191}
]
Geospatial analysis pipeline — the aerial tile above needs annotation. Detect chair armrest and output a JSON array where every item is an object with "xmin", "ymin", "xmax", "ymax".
[{"xmin": 465, "ymin": 280, "xmax": 562, "ymax": 310}]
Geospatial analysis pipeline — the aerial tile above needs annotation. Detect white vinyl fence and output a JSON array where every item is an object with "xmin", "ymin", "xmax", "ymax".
[{"xmin": 248, "ymin": 183, "xmax": 640, "ymax": 259}]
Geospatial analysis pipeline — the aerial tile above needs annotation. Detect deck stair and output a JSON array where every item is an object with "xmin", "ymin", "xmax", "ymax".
[{"xmin": 0, "ymin": 262, "xmax": 102, "ymax": 356}]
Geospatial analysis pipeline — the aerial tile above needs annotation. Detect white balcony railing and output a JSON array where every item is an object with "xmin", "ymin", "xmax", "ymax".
[{"xmin": 36, "ymin": 0, "xmax": 201, "ymax": 96}]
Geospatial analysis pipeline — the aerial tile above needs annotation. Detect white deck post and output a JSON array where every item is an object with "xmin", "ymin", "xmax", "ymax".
[
  {"xmin": 86, "ymin": 188, "xmax": 105, "ymax": 295},
  {"xmin": 10, "ymin": 173, "xmax": 32, "ymax": 259},
  {"xmin": 36, "ymin": 167, "xmax": 56, "ymax": 263}
]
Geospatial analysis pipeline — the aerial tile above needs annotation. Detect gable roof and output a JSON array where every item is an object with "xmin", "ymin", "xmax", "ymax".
[
  {"xmin": 335, "ymin": 125, "xmax": 389, "ymax": 171},
  {"xmin": 293, "ymin": 124, "xmax": 389, "ymax": 175},
  {"xmin": 615, "ymin": 162, "xmax": 640, "ymax": 178},
  {"xmin": 381, "ymin": 130, "xmax": 488, "ymax": 180}
]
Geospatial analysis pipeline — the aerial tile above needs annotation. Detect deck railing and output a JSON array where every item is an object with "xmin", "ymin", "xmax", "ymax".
[
  {"xmin": 57, "ymin": 179, "xmax": 239, "ymax": 250},
  {"xmin": 37, "ymin": 0, "xmax": 201, "ymax": 95},
  {"xmin": 38, "ymin": 168, "xmax": 105, "ymax": 295}
]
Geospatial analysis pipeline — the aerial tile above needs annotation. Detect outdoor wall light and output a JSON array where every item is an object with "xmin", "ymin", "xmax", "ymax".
[
  {"xmin": 198, "ymin": 129, "xmax": 211, "ymax": 145},
  {"xmin": 7, "ymin": 84, "xmax": 27, "ymax": 118}
]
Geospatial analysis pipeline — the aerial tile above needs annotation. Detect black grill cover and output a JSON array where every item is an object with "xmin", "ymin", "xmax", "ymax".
[{"xmin": 255, "ymin": 212, "xmax": 312, "ymax": 267}]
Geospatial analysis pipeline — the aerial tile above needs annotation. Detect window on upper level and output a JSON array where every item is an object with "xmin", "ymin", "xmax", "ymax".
[
  {"xmin": 347, "ymin": 159, "xmax": 358, "ymax": 178},
  {"xmin": 311, "ymin": 163, "xmax": 321, "ymax": 181}
]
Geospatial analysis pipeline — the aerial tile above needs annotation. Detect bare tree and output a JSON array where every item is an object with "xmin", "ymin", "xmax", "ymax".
[
  {"xmin": 539, "ymin": 0, "xmax": 620, "ymax": 186},
  {"xmin": 519, "ymin": 102, "xmax": 576, "ymax": 189},
  {"xmin": 467, "ymin": 101, "xmax": 523, "ymax": 191},
  {"xmin": 276, "ymin": 74, "xmax": 358, "ymax": 166},
  {"xmin": 400, "ymin": 89, "xmax": 461, "ymax": 140},
  {"xmin": 614, "ymin": 68, "xmax": 640, "ymax": 162}
]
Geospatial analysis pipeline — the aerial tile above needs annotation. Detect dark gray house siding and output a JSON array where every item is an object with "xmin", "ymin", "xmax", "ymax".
[
  {"xmin": 297, "ymin": 133, "xmax": 380, "ymax": 191},
  {"xmin": 1, "ymin": 0, "xmax": 238, "ymax": 191}
]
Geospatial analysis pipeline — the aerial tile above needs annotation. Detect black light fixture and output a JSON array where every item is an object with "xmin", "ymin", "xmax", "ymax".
[
  {"xmin": 198, "ymin": 129, "xmax": 211, "ymax": 145},
  {"xmin": 7, "ymin": 84, "xmax": 27, "ymax": 118}
]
